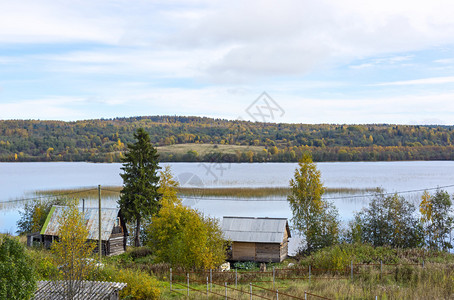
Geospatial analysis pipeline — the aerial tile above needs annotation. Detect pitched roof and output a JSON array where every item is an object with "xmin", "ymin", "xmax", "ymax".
[
  {"xmin": 222, "ymin": 216, "xmax": 291, "ymax": 244},
  {"xmin": 40, "ymin": 206, "xmax": 120, "ymax": 241},
  {"xmin": 33, "ymin": 280, "xmax": 127, "ymax": 300}
]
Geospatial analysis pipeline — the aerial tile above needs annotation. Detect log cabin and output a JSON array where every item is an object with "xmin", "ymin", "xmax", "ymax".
[
  {"xmin": 222, "ymin": 216, "xmax": 291, "ymax": 263},
  {"xmin": 39, "ymin": 206, "xmax": 126, "ymax": 256}
]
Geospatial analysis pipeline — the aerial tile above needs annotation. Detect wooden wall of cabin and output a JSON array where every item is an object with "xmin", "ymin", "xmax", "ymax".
[
  {"xmin": 232, "ymin": 242, "xmax": 285, "ymax": 262},
  {"xmin": 256, "ymin": 243, "xmax": 281, "ymax": 262},
  {"xmin": 232, "ymin": 242, "xmax": 256, "ymax": 261},
  {"xmin": 107, "ymin": 233, "xmax": 125, "ymax": 256}
]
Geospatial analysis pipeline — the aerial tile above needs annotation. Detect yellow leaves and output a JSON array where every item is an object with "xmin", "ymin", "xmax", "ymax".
[
  {"xmin": 158, "ymin": 166, "xmax": 181, "ymax": 206},
  {"xmin": 51, "ymin": 205, "xmax": 96, "ymax": 282},
  {"xmin": 420, "ymin": 190, "xmax": 433, "ymax": 222}
]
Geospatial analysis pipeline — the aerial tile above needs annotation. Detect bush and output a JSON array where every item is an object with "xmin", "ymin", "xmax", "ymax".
[
  {"xmin": 0, "ymin": 236, "xmax": 36, "ymax": 300},
  {"xmin": 28, "ymin": 249, "xmax": 59, "ymax": 280},
  {"xmin": 233, "ymin": 261, "xmax": 258, "ymax": 270},
  {"xmin": 298, "ymin": 243, "xmax": 398, "ymax": 270},
  {"xmin": 91, "ymin": 265, "xmax": 161, "ymax": 299}
]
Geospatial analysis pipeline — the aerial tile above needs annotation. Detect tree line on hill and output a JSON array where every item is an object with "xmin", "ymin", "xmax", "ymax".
[{"xmin": 1, "ymin": 116, "xmax": 454, "ymax": 162}]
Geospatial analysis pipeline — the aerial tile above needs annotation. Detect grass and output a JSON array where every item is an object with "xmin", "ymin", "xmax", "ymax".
[
  {"xmin": 21, "ymin": 238, "xmax": 454, "ymax": 299},
  {"xmin": 157, "ymin": 143, "xmax": 264, "ymax": 155},
  {"xmin": 35, "ymin": 186, "xmax": 378, "ymax": 200}
]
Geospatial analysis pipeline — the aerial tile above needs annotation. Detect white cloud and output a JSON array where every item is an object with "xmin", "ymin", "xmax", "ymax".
[
  {"xmin": 0, "ymin": 1, "xmax": 124, "ymax": 44},
  {"xmin": 375, "ymin": 76, "xmax": 454, "ymax": 86},
  {"xmin": 2, "ymin": 1, "xmax": 454, "ymax": 80},
  {"xmin": 1, "ymin": 0, "xmax": 454, "ymax": 123},
  {"xmin": 0, "ymin": 97, "xmax": 89, "ymax": 120},
  {"xmin": 434, "ymin": 58, "xmax": 454, "ymax": 64}
]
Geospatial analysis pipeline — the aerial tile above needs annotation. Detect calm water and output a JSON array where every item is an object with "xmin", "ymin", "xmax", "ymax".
[{"xmin": 2, "ymin": 161, "xmax": 454, "ymax": 253}]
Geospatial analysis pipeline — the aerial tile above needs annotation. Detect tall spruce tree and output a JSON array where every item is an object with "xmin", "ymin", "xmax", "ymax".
[{"xmin": 119, "ymin": 128, "xmax": 161, "ymax": 247}]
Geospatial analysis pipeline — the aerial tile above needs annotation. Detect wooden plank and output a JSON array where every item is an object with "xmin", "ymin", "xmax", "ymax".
[
  {"xmin": 232, "ymin": 242, "xmax": 256, "ymax": 261},
  {"xmin": 256, "ymin": 243, "xmax": 281, "ymax": 262}
]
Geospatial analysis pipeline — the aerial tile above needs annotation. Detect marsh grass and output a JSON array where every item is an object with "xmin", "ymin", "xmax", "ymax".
[{"xmin": 35, "ymin": 186, "xmax": 378, "ymax": 199}]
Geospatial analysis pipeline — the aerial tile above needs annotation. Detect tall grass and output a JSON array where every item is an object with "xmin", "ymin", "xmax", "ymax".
[{"xmin": 35, "ymin": 186, "xmax": 378, "ymax": 199}]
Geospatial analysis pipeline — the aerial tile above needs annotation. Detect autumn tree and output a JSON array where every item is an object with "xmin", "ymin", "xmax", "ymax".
[
  {"xmin": 51, "ymin": 205, "xmax": 96, "ymax": 299},
  {"xmin": 0, "ymin": 236, "xmax": 36, "ymax": 300},
  {"xmin": 353, "ymin": 193, "xmax": 423, "ymax": 248},
  {"xmin": 119, "ymin": 128, "xmax": 161, "ymax": 247},
  {"xmin": 147, "ymin": 167, "xmax": 226, "ymax": 270},
  {"xmin": 420, "ymin": 190, "xmax": 454, "ymax": 251},
  {"xmin": 17, "ymin": 198, "xmax": 73, "ymax": 235},
  {"xmin": 287, "ymin": 153, "xmax": 339, "ymax": 255}
]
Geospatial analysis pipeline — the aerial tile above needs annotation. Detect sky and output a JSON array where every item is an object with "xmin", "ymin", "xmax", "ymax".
[{"xmin": 1, "ymin": 0, "xmax": 454, "ymax": 124}]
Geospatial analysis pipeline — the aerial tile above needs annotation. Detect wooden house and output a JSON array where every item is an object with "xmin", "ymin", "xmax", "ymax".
[
  {"xmin": 40, "ymin": 206, "xmax": 126, "ymax": 256},
  {"xmin": 222, "ymin": 216, "xmax": 291, "ymax": 263}
]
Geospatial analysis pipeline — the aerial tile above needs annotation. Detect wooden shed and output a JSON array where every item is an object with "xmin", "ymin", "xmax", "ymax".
[
  {"xmin": 222, "ymin": 216, "xmax": 291, "ymax": 263},
  {"xmin": 40, "ymin": 206, "xmax": 127, "ymax": 256}
]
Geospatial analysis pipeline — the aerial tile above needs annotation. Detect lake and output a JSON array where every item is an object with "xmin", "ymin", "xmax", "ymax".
[{"xmin": 2, "ymin": 161, "xmax": 454, "ymax": 254}]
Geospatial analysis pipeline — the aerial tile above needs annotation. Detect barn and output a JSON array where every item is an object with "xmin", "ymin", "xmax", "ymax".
[
  {"xmin": 40, "ymin": 206, "xmax": 127, "ymax": 256},
  {"xmin": 222, "ymin": 216, "xmax": 291, "ymax": 263}
]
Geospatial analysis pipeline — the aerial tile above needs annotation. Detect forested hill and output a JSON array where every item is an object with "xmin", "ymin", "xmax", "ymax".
[{"xmin": 1, "ymin": 116, "xmax": 454, "ymax": 162}]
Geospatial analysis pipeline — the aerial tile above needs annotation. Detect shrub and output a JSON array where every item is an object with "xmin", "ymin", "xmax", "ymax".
[
  {"xmin": 28, "ymin": 249, "xmax": 59, "ymax": 280},
  {"xmin": 91, "ymin": 265, "xmax": 161, "ymax": 300},
  {"xmin": 233, "ymin": 261, "xmax": 258, "ymax": 270},
  {"xmin": 298, "ymin": 243, "xmax": 398, "ymax": 270},
  {"xmin": 0, "ymin": 236, "xmax": 36, "ymax": 300}
]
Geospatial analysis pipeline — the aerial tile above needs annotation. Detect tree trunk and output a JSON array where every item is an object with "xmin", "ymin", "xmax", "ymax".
[
  {"xmin": 119, "ymin": 210, "xmax": 128, "ymax": 251},
  {"xmin": 134, "ymin": 217, "xmax": 141, "ymax": 247}
]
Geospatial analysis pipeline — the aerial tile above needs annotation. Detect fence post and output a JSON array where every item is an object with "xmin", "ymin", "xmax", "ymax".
[
  {"xmin": 206, "ymin": 277, "xmax": 209, "ymax": 297},
  {"xmin": 210, "ymin": 269, "xmax": 213, "ymax": 292},
  {"xmin": 304, "ymin": 291, "xmax": 307, "ymax": 300},
  {"xmin": 351, "ymin": 260, "xmax": 353, "ymax": 281},
  {"xmin": 309, "ymin": 265, "xmax": 311, "ymax": 283},
  {"xmin": 187, "ymin": 273, "xmax": 190, "ymax": 297},
  {"xmin": 170, "ymin": 268, "xmax": 172, "ymax": 291},
  {"xmin": 225, "ymin": 282, "xmax": 227, "ymax": 299},
  {"xmin": 380, "ymin": 260, "xmax": 383, "ymax": 279},
  {"xmin": 250, "ymin": 283, "xmax": 252, "ymax": 300},
  {"xmin": 273, "ymin": 266, "xmax": 275, "ymax": 289},
  {"xmin": 235, "ymin": 269, "xmax": 238, "ymax": 288}
]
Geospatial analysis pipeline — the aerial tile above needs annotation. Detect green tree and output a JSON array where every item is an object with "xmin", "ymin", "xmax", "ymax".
[
  {"xmin": 51, "ymin": 205, "xmax": 96, "ymax": 299},
  {"xmin": 17, "ymin": 198, "xmax": 73, "ymax": 235},
  {"xmin": 287, "ymin": 154, "xmax": 339, "ymax": 255},
  {"xmin": 0, "ymin": 236, "xmax": 36, "ymax": 300},
  {"xmin": 420, "ymin": 190, "xmax": 454, "ymax": 251},
  {"xmin": 147, "ymin": 167, "xmax": 226, "ymax": 269},
  {"xmin": 354, "ymin": 193, "xmax": 423, "ymax": 248},
  {"xmin": 119, "ymin": 128, "xmax": 161, "ymax": 247}
]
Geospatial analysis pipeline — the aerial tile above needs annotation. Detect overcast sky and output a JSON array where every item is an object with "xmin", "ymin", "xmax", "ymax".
[{"xmin": 1, "ymin": 0, "xmax": 454, "ymax": 124}]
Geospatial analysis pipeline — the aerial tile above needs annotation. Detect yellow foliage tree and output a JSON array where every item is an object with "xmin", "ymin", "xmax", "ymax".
[
  {"xmin": 147, "ymin": 167, "xmax": 226, "ymax": 270},
  {"xmin": 288, "ymin": 153, "xmax": 339, "ymax": 254},
  {"xmin": 51, "ymin": 205, "xmax": 96, "ymax": 298}
]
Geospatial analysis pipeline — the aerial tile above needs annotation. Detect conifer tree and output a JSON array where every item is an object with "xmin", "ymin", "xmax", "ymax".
[{"xmin": 119, "ymin": 128, "xmax": 161, "ymax": 247}]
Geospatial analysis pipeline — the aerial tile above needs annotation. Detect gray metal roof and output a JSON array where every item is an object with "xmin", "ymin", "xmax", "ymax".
[
  {"xmin": 33, "ymin": 280, "xmax": 127, "ymax": 300},
  {"xmin": 40, "ymin": 206, "xmax": 120, "ymax": 241},
  {"xmin": 222, "ymin": 216, "xmax": 291, "ymax": 243}
]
